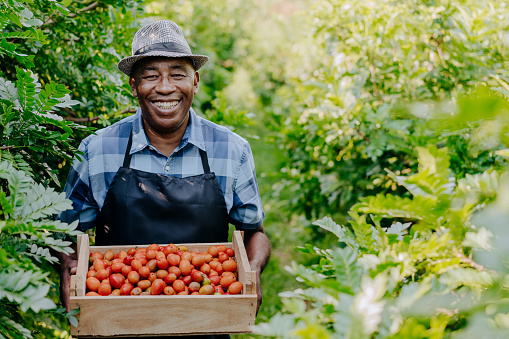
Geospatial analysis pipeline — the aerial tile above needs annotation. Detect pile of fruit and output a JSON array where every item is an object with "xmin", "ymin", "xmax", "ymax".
[{"xmin": 85, "ymin": 244, "xmax": 243, "ymax": 296}]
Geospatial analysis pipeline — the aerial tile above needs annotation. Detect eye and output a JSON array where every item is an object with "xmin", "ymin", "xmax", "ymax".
[
  {"xmin": 171, "ymin": 74, "xmax": 186, "ymax": 79},
  {"xmin": 143, "ymin": 75, "xmax": 158, "ymax": 80}
]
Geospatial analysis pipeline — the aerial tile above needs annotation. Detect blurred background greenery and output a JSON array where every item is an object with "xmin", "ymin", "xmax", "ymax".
[{"xmin": 2, "ymin": 0, "xmax": 509, "ymax": 338}]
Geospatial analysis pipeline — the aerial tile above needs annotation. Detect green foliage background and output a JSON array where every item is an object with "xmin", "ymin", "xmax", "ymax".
[{"xmin": 2, "ymin": 0, "xmax": 509, "ymax": 338}]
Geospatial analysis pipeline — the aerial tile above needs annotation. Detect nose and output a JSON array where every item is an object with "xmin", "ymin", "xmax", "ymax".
[{"xmin": 156, "ymin": 76, "xmax": 176, "ymax": 94}]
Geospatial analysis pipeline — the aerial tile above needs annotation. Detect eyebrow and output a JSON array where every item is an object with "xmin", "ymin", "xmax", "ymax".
[{"xmin": 141, "ymin": 65, "xmax": 186, "ymax": 72}]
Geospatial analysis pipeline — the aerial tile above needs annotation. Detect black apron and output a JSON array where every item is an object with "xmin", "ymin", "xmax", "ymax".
[{"xmin": 95, "ymin": 130, "xmax": 230, "ymax": 339}]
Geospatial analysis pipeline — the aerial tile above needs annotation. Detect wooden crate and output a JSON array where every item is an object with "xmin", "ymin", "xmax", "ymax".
[{"xmin": 70, "ymin": 231, "xmax": 257, "ymax": 338}]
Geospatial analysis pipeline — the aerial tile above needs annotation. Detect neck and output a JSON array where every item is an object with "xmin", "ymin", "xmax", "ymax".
[{"xmin": 142, "ymin": 121, "xmax": 188, "ymax": 158}]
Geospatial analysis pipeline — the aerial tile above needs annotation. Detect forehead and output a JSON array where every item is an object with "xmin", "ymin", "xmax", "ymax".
[{"xmin": 133, "ymin": 57, "xmax": 194, "ymax": 74}]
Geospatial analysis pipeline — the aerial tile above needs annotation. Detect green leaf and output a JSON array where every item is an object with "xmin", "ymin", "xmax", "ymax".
[
  {"xmin": 327, "ymin": 247, "xmax": 362, "ymax": 294},
  {"xmin": 463, "ymin": 227, "xmax": 493, "ymax": 251},
  {"xmin": 0, "ymin": 78, "xmax": 19, "ymax": 102},
  {"xmin": 313, "ymin": 217, "xmax": 358, "ymax": 248}
]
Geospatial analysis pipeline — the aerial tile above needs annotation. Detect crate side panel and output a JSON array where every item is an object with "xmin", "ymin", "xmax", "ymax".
[
  {"xmin": 232, "ymin": 232, "xmax": 256, "ymax": 295},
  {"xmin": 75, "ymin": 234, "xmax": 90, "ymax": 296},
  {"xmin": 70, "ymin": 295, "xmax": 256, "ymax": 337}
]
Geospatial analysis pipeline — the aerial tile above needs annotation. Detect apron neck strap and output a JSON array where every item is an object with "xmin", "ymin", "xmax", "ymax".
[
  {"xmin": 199, "ymin": 148, "xmax": 211, "ymax": 174},
  {"xmin": 123, "ymin": 129, "xmax": 134, "ymax": 168},
  {"xmin": 123, "ymin": 128, "xmax": 211, "ymax": 174}
]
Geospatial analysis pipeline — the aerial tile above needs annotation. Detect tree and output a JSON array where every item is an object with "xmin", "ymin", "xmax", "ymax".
[{"xmin": 273, "ymin": 0, "xmax": 509, "ymax": 221}]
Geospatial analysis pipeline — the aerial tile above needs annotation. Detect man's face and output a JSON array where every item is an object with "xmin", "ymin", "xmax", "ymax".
[{"xmin": 129, "ymin": 57, "xmax": 199, "ymax": 136}]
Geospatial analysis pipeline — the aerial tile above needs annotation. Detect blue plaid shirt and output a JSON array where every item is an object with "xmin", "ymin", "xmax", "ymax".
[{"xmin": 60, "ymin": 108, "xmax": 264, "ymax": 231}]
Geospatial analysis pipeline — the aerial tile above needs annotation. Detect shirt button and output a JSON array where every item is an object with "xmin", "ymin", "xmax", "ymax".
[{"xmin": 165, "ymin": 166, "xmax": 170, "ymax": 171}]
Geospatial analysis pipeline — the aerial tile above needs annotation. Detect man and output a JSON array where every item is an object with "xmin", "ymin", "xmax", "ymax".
[{"xmin": 58, "ymin": 20, "xmax": 271, "ymax": 338}]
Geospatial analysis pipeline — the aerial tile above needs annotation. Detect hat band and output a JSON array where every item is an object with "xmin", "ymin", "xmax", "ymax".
[{"xmin": 134, "ymin": 42, "xmax": 191, "ymax": 56}]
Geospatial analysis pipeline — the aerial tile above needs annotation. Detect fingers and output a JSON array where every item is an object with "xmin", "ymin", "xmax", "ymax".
[
  {"xmin": 60, "ymin": 273, "xmax": 71, "ymax": 312},
  {"xmin": 60, "ymin": 258, "xmax": 78, "ymax": 313}
]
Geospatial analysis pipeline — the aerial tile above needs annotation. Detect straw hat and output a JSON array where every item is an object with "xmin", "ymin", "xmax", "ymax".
[{"xmin": 118, "ymin": 20, "xmax": 209, "ymax": 76}]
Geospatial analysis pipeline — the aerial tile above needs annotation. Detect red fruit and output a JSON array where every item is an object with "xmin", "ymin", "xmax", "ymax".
[
  {"xmin": 191, "ymin": 270, "xmax": 205, "ymax": 283},
  {"xmin": 137, "ymin": 280, "xmax": 151, "ymax": 290},
  {"xmin": 98, "ymin": 283, "xmax": 112, "ymax": 296},
  {"xmin": 130, "ymin": 287, "xmax": 142, "ymax": 295},
  {"xmin": 86, "ymin": 277, "xmax": 100, "ymax": 291},
  {"xmin": 120, "ymin": 283, "xmax": 134, "ymax": 295},
  {"xmin": 111, "ymin": 262, "xmax": 125, "ymax": 273},
  {"xmin": 131, "ymin": 259, "xmax": 142, "ymax": 272},
  {"xmin": 147, "ymin": 244, "xmax": 160, "ymax": 251},
  {"xmin": 181, "ymin": 252, "xmax": 193, "ymax": 263},
  {"xmin": 105, "ymin": 266, "xmax": 113, "ymax": 276},
  {"xmin": 179, "ymin": 259, "xmax": 192, "ymax": 276},
  {"xmin": 146, "ymin": 249, "xmax": 157, "ymax": 260},
  {"xmin": 89, "ymin": 252, "xmax": 103, "ymax": 264},
  {"xmin": 155, "ymin": 251, "xmax": 166, "ymax": 261},
  {"xmin": 104, "ymin": 250, "xmax": 114, "ymax": 261},
  {"xmin": 95, "ymin": 268, "xmax": 110, "ymax": 281},
  {"xmin": 199, "ymin": 285, "xmax": 214, "ymax": 295},
  {"xmin": 227, "ymin": 281, "xmax": 243, "ymax": 294},
  {"xmin": 217, "ymin": 252, "xmax": 229, "ymax": 263},
  {"xmin": 225, "ymin": 248, "xmax": 235, "ymax": 257},
  {"xmin": 93, "ymin": 259, "xmax": 106, "ymax": 271},
  {"xmin": 188, "ymin": 282, "xmax": 201, "ymax": 293},
  {"xmin": 86, "ymin": 291, "xmax": 100, "ymax": 296},
  {"xmin": 138, "ymin": 266, "xmax": 150, "ymax": 278},
  {"xmin": 222, "ymin": 260, "xmax": 237, "ymax": 272},
  {"xmin": 163, "ymin": 244, "xmax": 177, "ymax": 256},
  {"xmin": 156, "ymin": 269, "xmax": 169, "ymax": 279},
  {"xmin": 127, "ymin": 271, "xmax": 140, "ymax": 285},
  {"xmin": 172, "ymin": 279, "xmax": 185, "ymax": 293},
  {"xmin": 123, "ymin": 255, "xmax": 134, "ymax": 266},
  {"xmin": 182, "ymin": 275, "xmax": 192, "ymax": 286},
  {"xmin": 200, "ymin": 263, "xmax": 211, "ymax": 275},
  {"xmin": 167, "ymin": 253, "xmax": 180, "ymax": 266},
  {"xmin": 220, "ymin": 275, "xmax": 236, "ymax": 289},
  {"xmin": 163, "ymin": 286, "xmax": 175, "ymax": 295},
  {"xmin": 109, "ymin": 274, "xmax": 125, "ymax": 289},
  {"xmin": 191, "ymin": 255, "xmax": 205, "ymax": 267},
  {"xmin": 157, "ymin": 258, "xmax": 169, "ymax": 270},
  {"xmin": 207, "ymin": 246, "xmax": 218, "ymax": 257},
  {"xmin": 117, "ymin": 250, "xmax": 128, "ymax": 260},
  {"xmin": 151, "ymin": 279, "xmax": 166, "ymax": 295},
  {"xmin": 209, "ymin": 275, "xmax": 221, "ymax": 285},
  {"xmin": 164, "ymin": 272, "xmax": 177, "ymax": 285},
  {"xmin": 168, "ymin": 266, "xmax": 181, "ymax": 277},
  {"xmin": 146, "ymin": 259, "xmax": 157, "ymax": 272},
  {"xmin": 121, "ymin": 265, "xmax": 132, "ymax": 277}
]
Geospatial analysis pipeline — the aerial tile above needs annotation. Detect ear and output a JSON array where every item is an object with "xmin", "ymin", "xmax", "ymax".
[
  {"xmin": 129, "ymin": 77, "xmax": 138, "ymax": 97},
  {"xmin": 193, "ymin": 71, "xmax": 200, "ymax": 95}
]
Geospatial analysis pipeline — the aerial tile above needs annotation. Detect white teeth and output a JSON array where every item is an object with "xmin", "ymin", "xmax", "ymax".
[{"xmin": 154, "ymin": 101, "xmax": 179, "ymax": 109}]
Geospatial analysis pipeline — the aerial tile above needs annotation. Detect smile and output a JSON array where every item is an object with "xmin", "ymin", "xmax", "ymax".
[{"xmin": 153, "ymin": 101, "xmax": 180, "ymax": 110}]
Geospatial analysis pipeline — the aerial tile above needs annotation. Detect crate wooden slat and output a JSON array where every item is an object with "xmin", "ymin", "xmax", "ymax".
[{"xmin": 70, "ymin": 231, "xmax": 257, "ymax": 338}]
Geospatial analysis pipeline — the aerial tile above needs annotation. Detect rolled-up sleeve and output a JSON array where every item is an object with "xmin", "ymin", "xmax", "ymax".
[{"xmin": 229, "ymin": 142, "xmax": 264, "ymax": 230}]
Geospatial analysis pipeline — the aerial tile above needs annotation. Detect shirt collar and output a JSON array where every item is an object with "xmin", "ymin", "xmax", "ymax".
[{"xmin": 130, "ymin": 107, "xmax": 206, "ymax": 155}]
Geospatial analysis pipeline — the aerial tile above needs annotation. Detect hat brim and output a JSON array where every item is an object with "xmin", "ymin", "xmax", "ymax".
[{"xmin": 118, "ymin": 51, "xmax": 209, "ymax": 76}]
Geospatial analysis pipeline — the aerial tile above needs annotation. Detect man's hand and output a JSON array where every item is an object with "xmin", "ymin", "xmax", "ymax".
[
  {"xmin": 58, "ymin": 251, "xmax": 78, "ymax": 312},
  {"xmin": 244, "ymin": 226, "xmax": 271, "ymax": 315}
]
